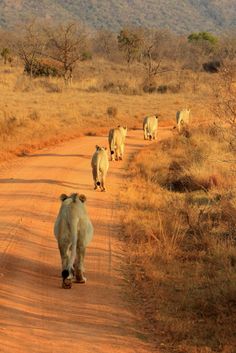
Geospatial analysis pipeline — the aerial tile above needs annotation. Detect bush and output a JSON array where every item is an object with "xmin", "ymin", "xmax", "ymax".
[
  {"xmin": 81, "ymin": 51, "xmax": 93, "ymax": 61},
  {"xmin": 24, "ymin": 59, "xmax": 63, "ymax": 78},
  {"xmin": 143, "ymin": 84, "xmax": 181, "ymax": 94},
  {"xmin": 143, "ymin": 85, "xmax": 156, "ymax": 93},
  {"xmin": 28, "ymin": 111, "xmax": 40, "ymax": 121},
  {"xmin": 103, "ymin": 80, "xmax": 138, "ymax": 95},
  {"xmin": 38, "ymin": 80, "xmax": 62, "ymax": 93},
  {"xmin": 203, "ymin": 60, "xmax": 221, "ymax": 73},
  {"xmin": 0, "ymin": 112, "xmax": 18, "ymax": 136},
  {"xmin": 107, "ymin": 106, "xmax": 118, "ymax": 118},
  {"xmin": 157, "ymin": 85, "xmax": 168, "ymax": 93},
  {"xmin": 188, "ymin": 31, "xmax": 218, "ymax": 45},
  {"xmin": 168, "ymin": 84, "xmax": 181, "ymax": 93}
]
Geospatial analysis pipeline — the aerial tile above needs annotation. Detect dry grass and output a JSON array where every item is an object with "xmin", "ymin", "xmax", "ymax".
[
  {"xmin": 0, "ymin": 61, "xmax": 214, "ymax": 162},
  {"xmin": 121, "ymin": 126, "xmax": 236, "ymax": 353}
]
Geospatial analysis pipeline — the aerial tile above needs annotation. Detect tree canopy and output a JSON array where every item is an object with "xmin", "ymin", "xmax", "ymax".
[{"xmin": 188, "ymin": 32, "xmax": 218, "ymax": 45}]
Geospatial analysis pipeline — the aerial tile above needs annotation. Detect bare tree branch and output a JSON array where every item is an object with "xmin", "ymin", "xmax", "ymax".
[{"xmin": 44, "ymin": 22, "xmax": 87, "ymax": 85}]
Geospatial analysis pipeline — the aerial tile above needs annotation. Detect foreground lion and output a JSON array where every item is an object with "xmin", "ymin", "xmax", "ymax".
[
  {"xmin": 54, "ymin": 193, "xmax": 94, "ymax": 289},
  {"xmin": 108, "ymin": 125, "xmax": 127, "ymax": 161}
]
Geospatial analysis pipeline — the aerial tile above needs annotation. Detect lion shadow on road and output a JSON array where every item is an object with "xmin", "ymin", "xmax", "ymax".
[
  {"xmin": 27, "ymin": 153, "xmax": 91, "ymax": 159},
  {"xmin": 0, "ymin": 178, "xmax": 80, "ymax": 189},
  {"xmin": 125, "ymin": 142, "xmax": 145, "ymax": 149},
  {"xmin": 1, "ymin": 252, "xmax": 148, "ymax": 348}
]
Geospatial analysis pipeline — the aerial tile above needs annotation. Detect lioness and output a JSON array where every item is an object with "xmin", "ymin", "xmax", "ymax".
[
  {"xmin": 91, "ymin": 145, "xmax": 109, "ymax": 192},
  {"xmin": 176, "ymin": 109, "xmax": 191, "ymax": 133},
  {"xmin": 143, "ymin": 115, "xmax": 158, "ymax": 140},
  {"xmin": 54, "ymin": 193, "xmax": 94, "ymax": 289},
  {"xmin": 108, "ymin": 125, "xmax": 127, "ymax": 161}
]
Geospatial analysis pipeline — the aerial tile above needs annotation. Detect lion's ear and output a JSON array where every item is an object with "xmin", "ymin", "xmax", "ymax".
[
  {"xmin": 60, "ymin": 194, "xmax": 68, "ymax": 202},
  {"xmin": 79, "ymin": 194, "xmax": 86, "ymax": 203}
]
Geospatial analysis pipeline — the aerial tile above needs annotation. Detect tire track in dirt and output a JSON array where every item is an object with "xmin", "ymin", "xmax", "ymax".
[{"xmin": 0, "ymin": 129, "xmax": 171, "ymax": 353}]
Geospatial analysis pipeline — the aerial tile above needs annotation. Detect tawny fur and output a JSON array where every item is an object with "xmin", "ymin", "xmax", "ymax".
[
  {"xmin": 143, "ymin": 115, "xmax": 158, "ymax": 140},
  {"xmin": 54, "ymin": 193, "xmax": 94, "ymax": 288},
  {"xmin": 91, "ymin": 146, "xmax": 109, "ymax": 191},
  {"xmin": 176, "ymin": 109, "xmax": 191, "ymax": 133},
  {"xmin": 108, "ymin": 126, "xmax": 127, "ymax": 161}
]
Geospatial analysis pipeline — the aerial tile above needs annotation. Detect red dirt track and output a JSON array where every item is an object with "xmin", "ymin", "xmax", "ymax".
[{"xmin": 0, "ymin": 129, "xmax": 169, "ymax": 353}]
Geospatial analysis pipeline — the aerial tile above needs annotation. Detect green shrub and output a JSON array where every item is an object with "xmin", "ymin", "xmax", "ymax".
[{"xmin": 188, "ymin": 31, "xmax": 218, "ymax": 45}]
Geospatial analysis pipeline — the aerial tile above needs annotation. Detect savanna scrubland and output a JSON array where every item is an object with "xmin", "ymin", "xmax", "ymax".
[{"xmin": 0, "ymin": 23, "xmax": 236, "ymax": 352}]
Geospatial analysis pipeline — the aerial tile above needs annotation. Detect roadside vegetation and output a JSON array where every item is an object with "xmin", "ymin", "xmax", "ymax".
[
  {"xmin": 121, "ymin": 125, "xmax": 236, "ymax": 352},
  {"xmin": 121, "ymin": 61, "xmax": 236, "ymax": 352}
]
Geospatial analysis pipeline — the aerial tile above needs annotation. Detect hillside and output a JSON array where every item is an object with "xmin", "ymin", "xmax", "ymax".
[{"xmin": 0, "ymin": 0, "xmax": 236, "ymax": 33}]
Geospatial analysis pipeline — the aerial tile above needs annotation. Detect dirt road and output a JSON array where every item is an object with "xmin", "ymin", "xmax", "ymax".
[{"xmin": 0, "ymin": 129, "xmax": 169, "ymax": 353}]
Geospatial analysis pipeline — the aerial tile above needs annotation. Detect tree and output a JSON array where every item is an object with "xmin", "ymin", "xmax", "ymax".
[
  {"xmin": 213, "ymin": 62, "xmax": 236, "ymax": 151},
  {"xmin": 188, "ymin": 32, "xmax": 218, "ymax": 46},
  {"xmin": 140, "ymin": 29, "xmax": 173, "ymax": 90},
  {"xmin": 93, "ymin": 29, "xmax": 118, "ymax": 60},
  {"xmin": 218, "ymin": 32, "xmax": 236, "ymax": 61},
  {"xmin": 1, "ymin": 47, "xmax": 10, "ymax": 64},
  {"xmin": 117, "ymin": 28, "xmax": 142, "ymax": 66},
  {"xmin": 44, "ymin": 23, "xmax": 87, "ymax": 85},
  {"xmin": 183, "ymin": 32, "xmax": 219, "ymax": 75},
  {"xmin": 0, "ymin": 28, "xmax": 17, "ymax": 62},
  {"xmin": 17, "ymin": 21, "xmax": 45, "ymax": 78},
  {"xmin": 187, "ymin": 32, "xmax": 218, "ymax": 61}
]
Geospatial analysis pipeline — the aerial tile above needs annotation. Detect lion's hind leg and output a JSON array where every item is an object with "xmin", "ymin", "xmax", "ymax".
[
  {"xmin": 92, "ymin": 166, "xmax": 98, "ymax": 190},
  {"xmin": 144, "ymin": 126, "xmax": 148, "ymax": 140},
  {"xmin": 75, "ymin": 240, "xmax": 87, "ymax": 284},
  {"xmin": 62, "ymin": 269, "xmax": 72, "ymax": 289},
  {"xmin": 100, "ymin": 171, "xmax": 107, "ymax": 192},
  {"xmin": 59, "ymin": 241, "xmax": 73, "ymax": 289}
]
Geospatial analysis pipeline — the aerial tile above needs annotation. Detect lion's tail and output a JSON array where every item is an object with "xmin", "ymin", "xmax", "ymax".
[{"xmin": 110, "ymin": 133, "xmax": 116, "ymax": 155}]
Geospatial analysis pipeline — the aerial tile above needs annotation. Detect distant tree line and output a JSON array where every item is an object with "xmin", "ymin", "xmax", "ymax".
[{"xmin": 0, "ymin": 22, "xmax": 235, "ymax": 86}]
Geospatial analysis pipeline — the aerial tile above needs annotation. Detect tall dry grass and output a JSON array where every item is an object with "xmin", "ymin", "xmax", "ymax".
[
  {"xmin": 121, "ymin": 126, "xmax": 236, "ymax": 353},
  {"xmin": 0, "ymin": 60, "xmax": 214, "ymax": 161}
]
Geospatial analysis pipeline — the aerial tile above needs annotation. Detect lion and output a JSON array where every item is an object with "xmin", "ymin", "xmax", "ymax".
[
  {"xmin": 91, "ymin": 145, "xmax": 109, "ymax": 192},
  {"xmin": 176, "ymin": 109, "xmax": 191, "ymax": 133},
  {"xmin": 54, "ymin": 193, "xmax": 94, "ymax": 289},
  {"xmin": 143, "ymin": 115, "xmax": 158, "ymax": 140},
  {"xmin": 108, "ymin": 125, "xmax": 127, "ymax": 161}
]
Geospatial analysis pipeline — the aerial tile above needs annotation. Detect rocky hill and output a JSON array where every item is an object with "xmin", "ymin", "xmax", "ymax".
[{"xmin": 0, "ymin": 0, "xmax": 235, "ymax": 33}]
